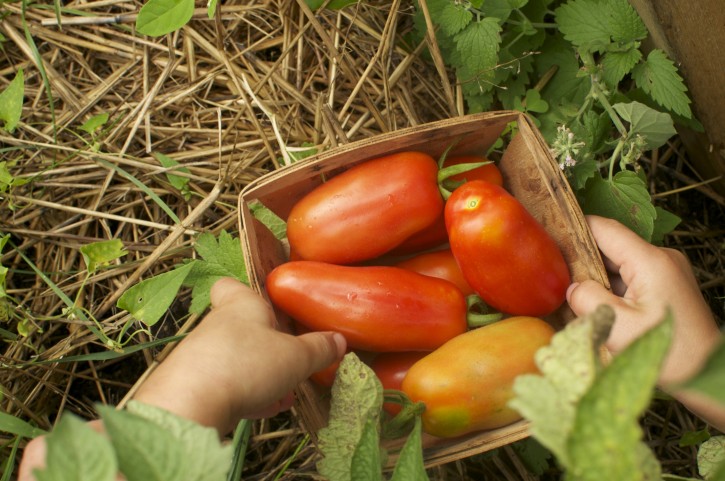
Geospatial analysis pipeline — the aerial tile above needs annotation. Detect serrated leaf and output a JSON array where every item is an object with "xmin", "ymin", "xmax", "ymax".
[
  {"xmin": 35, "ymin": 413, "xmax": 117, "ymax": 481},
  {"xmin": 390, "ymin": 417, "xmax": 429, "ymax": 481},
  {"xmin": 606, "ymin": 0, "xmax": 648, "ymax": 43},
  {"xmin": 511, "ymin": 438, "xmax": 552, "ymax": 476},
  {"xmin": 582, "ymin": 171, "xmax": 656, "ymax": 241},
  {"xmin": 602, "ymin": 48, "xmax": 641, "ymax": 87},
  {"xmin": 535, "ymin": 36, "xmax": 590, "ymax": 108},
  {"xmin": 651, "ymin": 206, "xmax": 681, "ymax": 246},
  {"xmin": 117, "ymin": 261, "xmax": 195, "ymax": 326},
  {"xmin": 350, "ymin": 419, "xmax": 383, "ymax": 481},
  {"xmin": 248, "ymin": 201, "xmax": 287, "ymax": 241},
  {"xmin": 454, "ymin": 17, "xmax": 502, "ymax": 90},
  {"xmin": 317, "ymin": 352, "xmax": 384, "ymax": 481},
  {"xmin": 680, "ymin": 339, "xmax": 725, "ymax": 406},
  {"xmin": 479, "ymin": 0, "xmax": 514, "ymax": 22},
  {"xmin": 80, "ymin": 239, "xmax": 127, "ymax": 274},
  {"xmin": 565, "ymin": 312, "xmax": 673, "ymax": 481},
  {"xmin": 438, "ymin": 2, "xmax": 473, "ymax": 37},
  {"xmin": 0, "ymin": 68, "xmax": 24, "ymax": 133},
  {"xmin": 632, "ymin": 49, "xmax": 692, "ymax": 119},
  {"xmin": 555, "ymin": 0, "xmax": 611, "ymax": 52},
  {"xmin": 698, "ymin": 436, "xmax": 725, "ymax": 481},
  {"xmin": 79, "ymin": 113, "xmax": 109, "ymax": 135},
  {"xmin": 97, "ymin": 405, "xmax": 187, "ymax": 481},
  {"xmin": 509, "ymin": 305, "xmax": 615, "ymax": 465},
  {"xmin": 613, "ymin": 101, "xmax": 677, "ymax": 151},
  {"xmin": 153, "ymin": 152, "xmax": 191, "ymax": 199},
  {"xmin": 125, "ymin": 401, "xmax": 232, "ymax": 481},
  {"xmin": 136, "ymin": 0, "xmax": 195, "ymax": 37}
]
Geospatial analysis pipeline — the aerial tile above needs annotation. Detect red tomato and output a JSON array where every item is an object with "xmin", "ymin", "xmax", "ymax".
[
  {"xmin": 370, "ymin": 352, "xmax": 429, "ymax": 415},
  {"xmin": 442, "ymin": 154, "xmax": 503, "ymax": 186},
  {"xmin": 395, "ymin": 248, "xmax": 474, "ymax": 297},
  {"xmin": 266, "ymin": 261, "xmax": 468, "ymax": 352},
  {"xmin": 445, "ymin": 180, "xmax": 570, "ymax": 317},
  {"xmin": 286, "ymin": 152, "xmax": 444, "ymax": 264},
  {"xmin": 310, "ymin": 359, "xmax": 341, "ymax": 387}
]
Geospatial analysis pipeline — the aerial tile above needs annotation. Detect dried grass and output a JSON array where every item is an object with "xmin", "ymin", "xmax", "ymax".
[{"xmin": 0, "ymin": 0, "xmax": 723, "ymax": 479}]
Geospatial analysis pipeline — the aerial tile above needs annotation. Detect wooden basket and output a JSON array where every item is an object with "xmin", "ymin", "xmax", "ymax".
[{"xmin": 237, "ymin": 111, "xmax": 609, "ymax": 467}]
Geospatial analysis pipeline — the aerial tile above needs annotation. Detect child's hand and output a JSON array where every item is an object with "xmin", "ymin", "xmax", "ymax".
[{"xmin": 567, "ymin": 215, "xmax": 724, "ymax": 430}]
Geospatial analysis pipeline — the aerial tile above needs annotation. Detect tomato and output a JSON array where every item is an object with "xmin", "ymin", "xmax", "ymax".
[
  {"xmin": 395, "ymin": 248, "xmax": 474, "ymax": 297},
  {"xmin": 310, "ymin": 358, "xmax": 341, "ymax": 387},
  {"xmin": 286, "ymin": 152, "xmax": 444, "ymax": 264},
  {"xmin": 370, "ymin": 352, "xmax": 429, "ymax": 415},
  {"xmin": 266, "ymin": 261, "xmax": 468, "ymax": 352},
  {"xmin": 391, "ymin": 156, "xmax": 503, "ymax": 256},
  {"xmin": 445, "ymin": 180, "xmax": 570, "ymax": 317},
  {"xmin": 401, "ymin": 316, "xmax": 555, "ymax": 438}
]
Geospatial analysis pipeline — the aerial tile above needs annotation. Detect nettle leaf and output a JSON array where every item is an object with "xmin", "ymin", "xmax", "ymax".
[
  {"xmin": 555, "ymin": 0, "xmax": 611, "ymax": 52},
  {"xmin": 248, "ymin": 201, "xmax": 287, "ymax": 241},
  {"xmin": 511, "ymin": 438, "xmax": 552, "ymax": 477},
  {"xmin": 390, "ymin": 417, "xmax": 429, "ymax": 481},
  {"xmin": 632, "ymin": 49, "xmax": 692, "ymax": 119},
  {"xmin": 613, "ymin": 101, "xmax": 677, "ymax": 151},
  {"xmin": 0, "ymin": 68, "xmax": 24, "ymax": 133},
  {"xmin": 479, "ymin": 0, "xmax": 514, "ymax": 22},
  {"xmin": 317, "ymin": 352, "xmax": 384, "ymax": 481},
  {"xmin": 438, "ymin": 1, "xmax": 473, "ymax": 37},
  {"xmin": 698, "ymin": 436, "xmax": 725, "ymax": 481},
  {"xmin": 509, "ymin": 305, "xmax": 615, "ymax": 465},
  {"xmin": 606, "ymin": 0, "xmax": 648, "ymax": 43},
  {"xmin": 117, "ymin": 261, "xmax": 195, "ymax": 326},
  {"xmin": 80, "ymin": 239, "xmax": 128, "ymax": 274},
  {"xmin": 454, "ymin": 17, "xmax": 502, "ymax": 93},
  {"xmin": 136, "ymin": 0, "xmax": 194, "ymax": 37},
  {"xmin": 601, "ymin": 47, "xmax": 641, "ymax": 87},
  {"xmin": 680, "ymin": 339, "xmax": 725, "ymax": 407},
  {"xmin": 184, "ymin": 230, "xmax": 248, "ymax": 314},
  {"xmin": 79, "ymin": 113, "xmax": 109, "ymax": 135},
  {"xmin": 153, "ymin": 152, "xmax": 191, "ymax": 200},
  {"xmin": 535, "ymin": 36, "xmax": 591, "ymax": 108},
  {"xmin": 582, "ymin": 171, "xmax": 656, "ymax": 241},
  {"xmin": 35, "ymin": 413, "xmax": 117, "ymax": 481},
  {"xmin": 565, "ymin": 312, "xmax": 673, "ymax": 481}
]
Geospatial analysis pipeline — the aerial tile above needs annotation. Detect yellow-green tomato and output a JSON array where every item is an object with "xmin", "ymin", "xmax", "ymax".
[{"xmin": 400, "ymin": 316, "xmax": 555, "ymax": 438}]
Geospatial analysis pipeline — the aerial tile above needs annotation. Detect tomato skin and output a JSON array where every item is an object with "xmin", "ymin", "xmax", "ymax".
[
  {"xmin": 266, "ymin": 261, "xmax": 468, "ymax": 352},
  {"xmin": 401, "ymin": 316, "xmax": 555, "ymax": 438},
  {"xmin": 287, "ymin": 152, "xmax": 444, "ymax": 264},
  {"xmin": 443, "ymin": 155, "xmax": 503, "ymax": 185},
  {"xmin": 445, "ymin": 180, "xmax": 570, "ymax": 317},
  {"xmin": 396, "ymin": 248, "xmax": 474, "ymax": 297},
  {"xmin": 370, "ymin": 352, "xmax": 429, "ymax": 415}
]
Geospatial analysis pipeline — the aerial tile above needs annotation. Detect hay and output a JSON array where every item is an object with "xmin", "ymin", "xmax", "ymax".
[{"xmin": 0, "ymin": 0, "xmax": 722, "ymax": 479}]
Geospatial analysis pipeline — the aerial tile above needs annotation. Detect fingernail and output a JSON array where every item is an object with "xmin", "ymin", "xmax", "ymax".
[
  {"xmin": 332, "ymin": 332, "xmax": 347, "ymax": 358},
  {"xmin": 566, "ymin": 282, "xmax": 580, "ymax": 300}
]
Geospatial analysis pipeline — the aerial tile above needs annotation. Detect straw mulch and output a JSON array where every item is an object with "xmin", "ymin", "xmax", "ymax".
[{"xmin": 0, "ymin": 0, "xmax": 723, "ymax": 479}]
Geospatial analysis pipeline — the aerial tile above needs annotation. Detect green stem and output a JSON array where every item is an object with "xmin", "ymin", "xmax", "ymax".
[
  {"xmin": 381, "ymin": 390, "xmax": 426, "ymax": 440},
  {"xmin": 607, "ymin": 139, "xmax": 626, "ymax": 182},
  {"xmin": 466, "ymin": 294, "xmax": 504, "ymax": 328}
]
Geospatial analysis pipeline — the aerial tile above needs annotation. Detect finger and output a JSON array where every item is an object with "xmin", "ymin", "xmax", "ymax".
[
  {"xmin": 210, "ymin": 277, "xmax": 258, "ymax": 307},
  {"xmin": 18, "ymin": 436, "xmax": 47, "ymax": 481},
  {"xmin": 566, "ymin": 280, "xmax": 634, "ymax": 318},
  {"xmin": 245, "ymin": 392, "xmax": 296, "ymax": 419},
  {"xmin": 294, "ymin": 331, "xmax": 347, "ymax": 379},
  {"xmin": 586, "ymin": 215, "xmax": 655, "ymax": 276},
  {"xmin": 208, "ymin": 277, "xmax": 275, "ymax": 327}
]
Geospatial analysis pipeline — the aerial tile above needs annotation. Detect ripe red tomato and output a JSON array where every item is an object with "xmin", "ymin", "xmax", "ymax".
[
  {"xmin": 442, "ymin": 154, "xmax": 503, "ymax": 186},
  {"xmin": 370, "ymin": 352, "xmax": 429, "ymax": 415},
  {"xmin": 401, "ymin": 316, "xmax": 555, "ymax": 438},
  {"xmin": 445, "ymin": 180, "xmax": 570, "ymax": 317},
  {"xmin": 286, "ymin": 152, "xmax": 444, "ymax": 264},
  {"xmin": 395, "ymin": 248, "xmax": 474, "ymax": 297},
  {"xmin": 266, "ymin": 261, "xmax": 468, "ymax": 352}
]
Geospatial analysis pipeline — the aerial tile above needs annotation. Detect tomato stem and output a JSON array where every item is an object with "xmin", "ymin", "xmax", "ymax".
[
  {"xmin": 381, "ymin": 389, "xmax": 426, "ymax": 439},
  {"xmin": 466, "ymin": 294, "xmax": 504, "ymax": 328}
]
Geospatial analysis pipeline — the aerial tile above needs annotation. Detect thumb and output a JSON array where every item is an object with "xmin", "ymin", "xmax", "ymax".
[
  {"xmin": 294, "ymin": 331, "xmax": 347, "ymax": 377},
  {"xmin": 566, "ymin": 280, "xmax": 632, "ymax": 318}
]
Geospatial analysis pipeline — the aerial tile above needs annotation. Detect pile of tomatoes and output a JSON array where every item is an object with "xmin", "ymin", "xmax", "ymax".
[{"xmin": 265, "ymin": 150, "xmax": 570, "ymax": 438}]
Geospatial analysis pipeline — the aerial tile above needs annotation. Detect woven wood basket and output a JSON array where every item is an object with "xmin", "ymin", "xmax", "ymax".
[{"xmin": 238, "ymin": 111, "xmax": 609, "ymax": 467}]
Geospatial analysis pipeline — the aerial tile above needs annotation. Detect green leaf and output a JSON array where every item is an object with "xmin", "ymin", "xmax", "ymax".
[
  {"xmin": 183, "ymin": 230, "xmax": 248, "ymax": 314},
  {"xmin": 632, "ymin": 49, "xmax": 692, "ymax": 119},
  {"xmin": 601, "ymin": 48, "xmax": 641, "ymax": 87},
  {"xmin": 535, "ymin": 36, "xmax": 591, "ymax": 108},
  {"xmin": 207, "ymin": 0, "xmax": 217, "ymax": 18},
  {"xmin": 304, "ymin": 0, "xmax": 358, "ymax": 10},
  {"xmin": 565, "ymin": 312, "xmax": 673, "ymax": 481},
  {"xmin": 136, "ymin": 0, "xmax": 195, "ymax": 37},
  {"xmin": 350, "ymin": 419, "xmax": 383, "ymax": 481},
  {"xmin": 438, "ymin": 2, "xmax": 473, "ymax": 37},
  {"xmin": 582, "ymin": 171, "xmax": 656, "ymax": 241},
  {"xmin": 521, "ymin": 89, "xmax": 548, "ymax": 113},
  {"xmin": 454, "ymin": 17, "xmax": 502, "ymax": 93},
  {"xmin": 153, "ymin": 152, "xmax": 191, "ymax": 200},
  {"xmin": 680, "ymin": 339, "xmax": 725, "ymax": 406},
  {"xmin": 248, "ymin": 201, "xmax": 287, "ymax": 241},
  {"xmin": 651, "ymin": 206, "xmax": 681, "ymax": 246},
  {"xmin": 698, "ymin": 436, "xmax": 725, "ymax": 481},
  {"xmin": 117, "ymin": 261, "xmax": 195, "ymax": 326},
  {"xmin": 679, "ymin": 429, "xmax": 711, "ymax": 447},
  {"xmin": 509, "ymin": 305, "xmax": 615, "ymax": 465},
  {"xmin": 0, "ymin": 411, "xmax": 46, "ymax": 439},
  {"xmin": 34, "ymin": 413, "xmax": 117, "ymax": 481},
  {"xmin": 79, "ymin": 113, "xmax": 109, "ymax": 135},
  {"xmin": 80, "ymin": 239, "xmax": 127, "ymax": 274},
  {"xmin": 0, "ymin": 69, "xmax": 24, "ymax": 133},
  {"xmin": 97, "ymin": 405, "xmax": 187, "ymax": 481},
  {"xmin": 605, "ymin": 0, "xmax": 648, "ymax": 43},
  {"xmin": 613, "ymin": 101, "xmax": 677, "ymax": 151},
  {"xmin": 555, "ymin": 0, "xmax": 611, "ymax": 52},
  {"xmin": 317, "ymin": 352, "xmax": 384, "ymax": 481},
  {"xmin": 479, "ymin": 0, "xmax": 514, "ymax": 22},
  {"xmin": 390, "ymin": 417, "xmax": 429, "ymax": 481},
  {"xmin": 125, "ymin": 401, "xmax": 233, "ymax": 481},
  {"xmin": 511, "ymin": 438, "xmax": 552, "ymax": 476}
]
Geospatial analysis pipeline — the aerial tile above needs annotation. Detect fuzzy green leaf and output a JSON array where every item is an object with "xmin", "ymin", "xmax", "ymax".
[
  {"xmin": 248, "ymin": 201, "xmax": 287, "ymax": 241},
  {"xmin": 632, "ymin": 49, "xmax": 692, "ymax": 119},
  {"xmin": 136, "ymin": 0, "xmax": 195, "ymax": 37},
  {"xmin": 390, "ymin": 417, "xmax": 429, "ymax": 481},
  {"xmin": 613, "ymin": 101, "xmax": 677, "ymax": 151},
  {"xmin": 80, "ymin": 239, "xmax": 128, "ymax": 274},
  {"xmin": 438, "ymin": 2, "xmax": 473, "ymax": 37},
  {"xmin": 479, "ymin": 0, "xmax": 514, "ymax": 22},
  {"xmin": 350, "ymin": 419, "xmax": 383, "ymax": 481},
  {"xmin": 582, "ymin": 171, "xmax": 656, "ymax": 241},
  {"xmin": 606, "ymin": 0, "xmax": 648, "ymax": 43},
  {"xmin": 602, "ymin": 47, "xmax": 641, "ymax": 87},
  {"xmin": 34, "ymin": 414, "xmax": 116, "ymax": 481},
  {"xmin": 651, "ymin": 207, "xmax": 681, "ymax": 246},
  {"xmin": 0, "ymin": 69, "xmax": 24, "ymax": 133},
  {"xmin": 317, "ymin": 352, "xmax": 384, "ymax": 481},
  {"xmin": 454, "ymin": 17, "xmax": 502, "ymax": 92},
  {"xmin": 555, "ymin": 0, "xmax": 611, "ymax": 52},
  {"xmin": 698, "ymin": 436, "xmax": 725, "ymax": 481},
  {"xmin": 117, "ymin": 261, "xmax": 195, "ymax": 326},
  {"xmin": 535, "ymin": 36, "xmax": 591, "ymax": 108}
]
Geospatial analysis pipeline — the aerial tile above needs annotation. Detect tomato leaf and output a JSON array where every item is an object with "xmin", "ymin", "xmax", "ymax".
[
  {"xmin": 317, "ymin": 352, "xmax": 384, "ymax": 481},
  {"xmin": 34, "ymin": 413, "xmax": 117, "ymax": 481},
  {"xmin": 117, "ymin": 261, "xmax": 195, "ymax": 326},
  {"xmin": 0, "ymin": 69, "xmax": 24, "ymax": 133},
  {"xmin": 80, "ymin": 239, "xmax": 127, "ymax": 274},
  {"xmin": 350, "ymin": 419, "xmax": 383, "ymax": 481},
  {"xmin": 698, "ymin": 436, "xmax": 725, "ymax": 481},
  {"xmin": 136, "ymin": 0, "xmax": 194, "ymax": 37},
  {"xmin": 582, "ymin": 171, "xmax": 656, "ymax": 241},
  {"xmin": 390, "ymin": 417, "xmax": 429, "ymax": 481}
]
